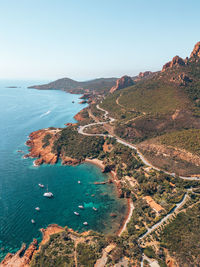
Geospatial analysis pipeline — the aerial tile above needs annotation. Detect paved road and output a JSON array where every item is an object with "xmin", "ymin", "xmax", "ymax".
[
  {"xmin": 139, "ymin": 193, "xmax": 188, "ymax": 240},
  {"xmin": 78, "ymin": 104, "xmax": 200, "ymax": 181},
  {"xmin": 77, "ymin": 104, "xmax": 199, "ymax": 267}
]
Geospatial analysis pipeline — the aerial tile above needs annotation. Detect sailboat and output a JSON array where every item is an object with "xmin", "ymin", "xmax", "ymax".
[{"xmin": 43, "ymin": 185, "xmax": 53, "ymax": 198}]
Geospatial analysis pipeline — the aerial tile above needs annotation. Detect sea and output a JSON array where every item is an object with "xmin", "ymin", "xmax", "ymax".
[{"xmin": 0, "ymin": 80, "xmax": 126, "ymax": 260}]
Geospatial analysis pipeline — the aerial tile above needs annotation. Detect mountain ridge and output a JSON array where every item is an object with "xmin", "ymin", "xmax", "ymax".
[{"xmin": 29, "ymin": 77, "xmax": 118, "ymax": 95}]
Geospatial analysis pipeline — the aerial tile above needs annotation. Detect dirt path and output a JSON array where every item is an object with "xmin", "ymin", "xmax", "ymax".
[
  {"xmin": 116, "ymin": 94, "xmax": 125, "ymax": 110},
  {"xmin": 94, "ymin": 244, "xmax": 115, "ymax": 267}
]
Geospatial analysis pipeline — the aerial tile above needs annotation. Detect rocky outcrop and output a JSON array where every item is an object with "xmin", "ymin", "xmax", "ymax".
[
  {"xmin": 110, "ymin": 75, "xmax": 134, "ymax": 93},
  {"xmin": 79, "ymin": 93, "xmax": 92, "ymax": 99},
  {"xmin": 170, "ymin": 73, "xmax": 192, "ymax": 86},
  {"xmin": 162, "ymin": 56, "xmax": 185, "ymax": 72},
  {"xmin": 25, "ymin": 128, "xmax": 82, "ymax": 167},
  {"xmin": 138, "ymin": 71, "xmax": 152, "ymax": 78},
  {"xmin": 79, "ymin": 100, "xmax": 87, "ymax": 104},
  {"xmin": 74, "ymin": 109, "xmax": 87, "ymax": 121},
  {"xmin": 1, "ymin": 239, "xmax": 38, "ymax": 267},
  {"xmin": 40, "ymin": 224, "xmax": 64, "ymax": 246},
  {"xmin": 190, "ymin": 41, "xmax": 200, "ymax": 58},
  {"xmin": 25, "ymin": 129, "xmax": 60, "ymax": 166},
  {"xmin": 64, "ymin": 123, "xmax": 77, "ymax": 127},
  {"xmin": 61, "ymin": 156, "xmax": 80, "ymax": 166}
]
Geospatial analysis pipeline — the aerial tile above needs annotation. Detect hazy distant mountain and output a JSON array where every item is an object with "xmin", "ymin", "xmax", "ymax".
[{"xmin": 29, "ymin": 77, "xmax": 117, "ymax": 94}]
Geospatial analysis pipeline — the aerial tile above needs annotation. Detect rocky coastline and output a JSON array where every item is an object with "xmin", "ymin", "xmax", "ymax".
[
  {"xmin": 25, "ymin": 128, "xmax": 81, "ymax": 167},
  {"xmin": 2, "ymin": 95, "xmax": 131, "ymax": 266}
]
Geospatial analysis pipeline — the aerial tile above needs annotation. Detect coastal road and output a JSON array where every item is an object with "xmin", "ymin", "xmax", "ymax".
[
  {"xmin": 78, "ymin": 104, "xmax": 200, "ymax": 181},
  {"xmin": 77, "ymin": 104, "xmax": 198, "ymax": 267}
]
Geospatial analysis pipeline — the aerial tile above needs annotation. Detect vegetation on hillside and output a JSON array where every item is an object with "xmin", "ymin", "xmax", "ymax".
[
  {"xmin": 99, "ymin": 60, "xmax": 200, "ymax": 148},
  {"xmin": 158, "ymin": 129, "xmax": 200, "ymax": 156},
  {"xmin": 31, "ymin": 231, "xmax": 75, "ymax": 267},
  {"xmin": 29, "ymin": 77, "xmax": 117, "ymax": 94},
  {"xmin": 53, "ymin": 126, "xmax": 104, "ymax": 160},
  {"xmin": 159, "ymin": 202, "xmax": 200, "ymax": 266},
  {"xmin": 119, "ymin": 80, "xmax": 188, "ymax": 115},
  {"xmin": 28, "ymin": 45, "xmax": 200, "ymax": 266},
  {"xmin": 42, "ymin": 133, "xmax": 52, "ymax": 148}
]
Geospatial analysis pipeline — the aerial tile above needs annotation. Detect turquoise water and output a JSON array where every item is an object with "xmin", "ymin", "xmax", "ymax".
[{"xmin": 0, "ymin": 81, "xmax": 126, "ymax": 260}]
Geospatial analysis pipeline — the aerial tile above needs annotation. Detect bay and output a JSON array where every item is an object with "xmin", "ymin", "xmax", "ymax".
[{"xmin": 0, "ymin": 80, "xmax": 126, "ymax": 260}]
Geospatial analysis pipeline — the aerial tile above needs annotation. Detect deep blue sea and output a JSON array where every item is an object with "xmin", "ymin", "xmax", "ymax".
[{"xmin": 0, "ymin": 80, "xmax": 126, "ymax": 260}]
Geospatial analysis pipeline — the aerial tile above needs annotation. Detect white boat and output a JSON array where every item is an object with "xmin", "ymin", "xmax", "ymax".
[
  {"xmin": 74, "ymin": 212, "xmax": 80, "ymax": 216},
  {"xmin": 31, "ymin": 219, "xmax": 35, "ymax": 224},
  {"xmin": 93, "ymin": 207, "xmax": 98, "ymax": 211},
  {"xmin": 43, "ymin": 192, "xmax": 53, "ymax": 198},
  {"xmin": 43, "ymin": 185, "xmax": 53, "ymax": 198},
  {"xmin": 38, "ymin": 184, "xmax": 44, "ymax": 188},
  {"xmin": 78, "ymin": 205, "xmax": 84, "ymax": 209},
  {"xmin": 83, "ymin": 222, "xmax": 88, "ymax": 225},
  {"xmin": 35, "ymin": 207, "xmax": 40, "ymax": 211},
  {"xmin": 78, "ymin": 181, "xmax": 81, "ymax": 184}
]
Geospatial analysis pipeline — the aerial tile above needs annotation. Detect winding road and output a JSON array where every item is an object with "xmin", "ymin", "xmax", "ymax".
[
  {"xmin": 78, "ymin": 104, "xmax": 200, "ymax": 181},
  {"xmin": 77, "ymin": 103, "xmax": 200, "ymax": 267}
]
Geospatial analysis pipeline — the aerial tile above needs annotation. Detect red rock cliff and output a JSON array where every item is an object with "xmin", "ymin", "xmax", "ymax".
[
  {"xmin": 162, "ymin": 56, "xmax": 185, "ymax": 72},
  {"xmin": 190, "ymin": 41, "xmax": 200, "ymax": 58},
  {"xmin": 110, "ymin": 75, "xmax": 134, "ymax": 93}
]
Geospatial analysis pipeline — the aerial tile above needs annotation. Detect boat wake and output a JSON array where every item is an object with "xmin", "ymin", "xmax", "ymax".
[{"xmin": 40, "ymin": 110, "xmax": 51, "ymax": 117}]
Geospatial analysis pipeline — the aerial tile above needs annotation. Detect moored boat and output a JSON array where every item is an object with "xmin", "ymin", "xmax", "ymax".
[
  {"xmin": 74, "ymin": 211, "xmax": 80, "ymax": 216},
  {"xmin": 83, "ymin": 222, "xmax": 88, "ymax": 225},
  {"xmin": 43, "ymin": 192, "xmax": 53, "ymax": 198},
  {"xmin": 35, "ymin": 207, "xmax": 40, "ymax": 211},
  {"xmin": 31, "ymin": 219, "xmax": 35, "ymax": 224},
  {"xmin": 93, "ymin": 207, "xmax": 98, "ymax": 211},
  {"xmin": 38, "ymin": 184, "xmax": 44, "ymax": 188},
  {"xmin": 78, "ymin": 205, "xmax": 84, "ymax": 209},
  {"xmin": 43, "ymin": 185, "xmax": 53, "ymax": 198}
]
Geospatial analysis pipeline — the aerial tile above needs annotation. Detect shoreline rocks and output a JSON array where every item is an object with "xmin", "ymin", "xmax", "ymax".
[
  {"xmin": 25, "ymin": 129, "xmax": 59, "ymax": 165},
  {"xmin": 1, "ymin": 239, "xmax": 38, "ymax": 267}
]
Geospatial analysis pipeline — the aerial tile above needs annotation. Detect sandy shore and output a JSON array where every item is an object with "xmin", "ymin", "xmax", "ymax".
[
  {"xmin": 85, "ymin": 159, "xmax": 132, "ymax": 236},
  {"xmin": 85, "ymin": 158, "xmax": 105, "ymax": 170},
  {"xmin": 117, "ymin": 198, "xmax": 134, "ymax": 236}
]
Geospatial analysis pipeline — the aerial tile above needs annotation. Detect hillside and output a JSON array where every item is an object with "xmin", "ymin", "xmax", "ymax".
[
  {"xmin": 3, "ymin": 42, "xmax": 200, "ymax": 267},
  {"xmin": 99, "ymin": 42, "xmax": 200, "ymax": 176},
  {"xmin": 29, "ymin": 77, "xmax": 117, "ymax": 95}
]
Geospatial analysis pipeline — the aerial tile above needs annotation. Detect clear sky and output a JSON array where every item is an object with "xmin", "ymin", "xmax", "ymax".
[{"xmin": 0, "ymin": 0, "xmax": 200, "ymax": 80}]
